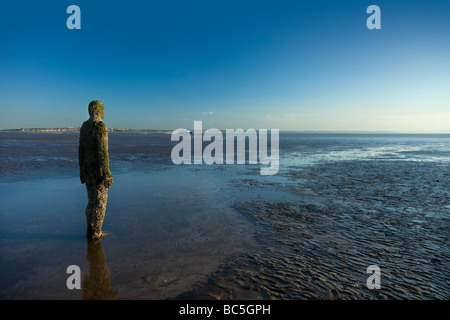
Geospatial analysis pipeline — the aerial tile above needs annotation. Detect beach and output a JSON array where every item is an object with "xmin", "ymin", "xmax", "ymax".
[{"xmin": 0, "ymin": 132, "xmax": 449, "ymax": 299}]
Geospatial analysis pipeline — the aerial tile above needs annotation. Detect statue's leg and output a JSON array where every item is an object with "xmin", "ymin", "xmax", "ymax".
[
  {"xmin": 91, "ymin": 183, "xmax": 108, "ymax": 239},
  {"xmin": 85, "ymin": 178, "xmax": 96, "ymax": 239}
]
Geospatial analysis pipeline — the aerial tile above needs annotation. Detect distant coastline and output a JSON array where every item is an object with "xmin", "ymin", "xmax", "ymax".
[
  {"xmin": 0, "ymin": 128, "xmax": 448, "ymax": 135},
  {"xmin": 0, "ymin": 127, "xmax": 172, "ymax": 134}
]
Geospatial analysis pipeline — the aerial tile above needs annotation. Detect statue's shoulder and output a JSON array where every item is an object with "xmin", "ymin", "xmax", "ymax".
[
  {"xmin": 97, "ymin": 121, "xmax": 107, "ymax": 130},
  {"xmin": 93, "ymin": 121, "xmax": 108, "ymax": 135}
]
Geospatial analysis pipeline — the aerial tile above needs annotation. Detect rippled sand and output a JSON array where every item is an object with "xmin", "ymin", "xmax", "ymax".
[{"xmin": 181, "ymin": 160, "xmax": 449, "ymax": 299}]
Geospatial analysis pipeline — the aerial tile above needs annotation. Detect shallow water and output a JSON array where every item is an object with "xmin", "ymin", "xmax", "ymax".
[
  {"xmin": 0, "ymin": 166, "xmax": 256, "ymax": 299},
  {"xmin": 0, "ymin": 132, "xmax": 449, "ymax": 299}
]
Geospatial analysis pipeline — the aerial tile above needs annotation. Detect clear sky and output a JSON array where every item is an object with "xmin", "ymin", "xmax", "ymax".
[{"xmin": 1, "ymin": 0, "xmax": 449, "ymax": 132}]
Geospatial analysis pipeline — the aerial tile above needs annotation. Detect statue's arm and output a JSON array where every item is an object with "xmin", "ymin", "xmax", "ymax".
[{"xmin": 97, "ymin": 123, "xmax": 113, "ymax": 188}]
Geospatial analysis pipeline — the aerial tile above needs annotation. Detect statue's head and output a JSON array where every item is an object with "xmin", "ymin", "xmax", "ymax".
[{"xmin": 88, "ymin": 100, "xmax": 105, "ymax": 121}]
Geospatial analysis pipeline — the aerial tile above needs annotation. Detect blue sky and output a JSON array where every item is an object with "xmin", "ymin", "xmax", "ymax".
[{"xmin": 1, "ymin": 0, "xmax": 449, "ymax": 132}]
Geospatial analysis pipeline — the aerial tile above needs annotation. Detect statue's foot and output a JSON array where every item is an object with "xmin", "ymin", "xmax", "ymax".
[{"xmin": 87, "ymin": 231, "xmax": 107, "ymax": 240}]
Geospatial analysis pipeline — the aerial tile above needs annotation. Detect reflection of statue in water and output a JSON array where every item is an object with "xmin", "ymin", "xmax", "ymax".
[
  {"xmin": 79, "ymin": 100, "xmax": 113, "ymax": 240},
  {"xmin": 83, "ymin": 239, "xmax": 115, "ymax": 300}
]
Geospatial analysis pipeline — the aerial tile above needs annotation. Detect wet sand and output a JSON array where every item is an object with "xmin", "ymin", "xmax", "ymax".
[
  {"xmin": 0, "ymin": 132, "xmax": 449, "ymax": 299},
  {"xmin": 180, "ymin": 160, "xmax": 449, "ymax": 299}
]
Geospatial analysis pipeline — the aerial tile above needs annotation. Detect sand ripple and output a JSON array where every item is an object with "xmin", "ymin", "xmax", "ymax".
[{"xmin": 180, "ymin": 160, "xmax": 450, "ymax": 299}]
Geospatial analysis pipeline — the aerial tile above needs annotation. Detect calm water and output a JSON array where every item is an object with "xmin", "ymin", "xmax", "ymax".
[{"xmin": 0, "ymin": 132, "xmax": 449, "ymax": 299}]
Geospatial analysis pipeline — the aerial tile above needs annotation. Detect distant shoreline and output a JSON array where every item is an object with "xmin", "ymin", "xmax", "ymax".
[
  {"xmin": 0, "ymin": 128, "xmax": 172, "ymax": 134},
  {"xmin": 0, "ymin": 128, "xmax": 448, "ymax": 135}
]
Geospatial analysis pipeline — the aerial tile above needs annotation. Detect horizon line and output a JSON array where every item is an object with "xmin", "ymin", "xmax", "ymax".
[{"xmin": 0, "ymin": 127, "xmax": 449, "ymax": 135}]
